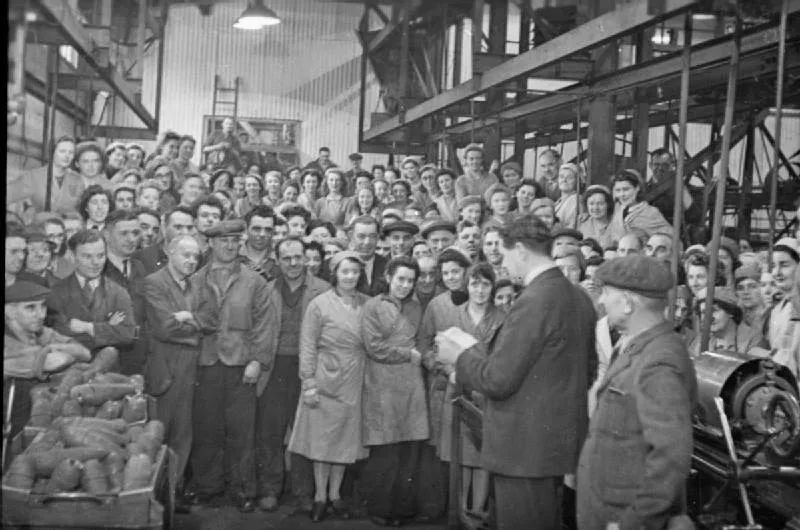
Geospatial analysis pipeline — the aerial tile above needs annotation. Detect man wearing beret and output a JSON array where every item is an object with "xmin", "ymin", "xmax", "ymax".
[
  {"xmin": 436, "ymin": 215, "xmax": 597, "ymax": 529},
  {"xmin": 4, "ymin": 281, "xmax": 91, "ymax": 439},
  {"xmin": 576, "ymin": 255, "xmax": 697, "ymax": 530},
  {"xmin": 188, "ymin": 219, "xmax": 276, "ymax": 513},
  {"xmin": 421, "ymin": 218, "xmax": 456, "ymax": 261}
]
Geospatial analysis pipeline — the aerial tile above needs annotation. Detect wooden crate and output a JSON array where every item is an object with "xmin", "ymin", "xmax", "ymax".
[{"xmin": 2, "ymin": 445, "xmax": 174, "ymax": 529}]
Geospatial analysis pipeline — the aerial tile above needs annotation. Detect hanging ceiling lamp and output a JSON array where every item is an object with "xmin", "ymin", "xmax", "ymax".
[{"xmin": 233, "ymin": 0, "xmax": 281, "ymax": 30}]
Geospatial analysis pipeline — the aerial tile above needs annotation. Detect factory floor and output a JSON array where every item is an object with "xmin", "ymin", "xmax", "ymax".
[{"xmin": 174, "ymin": 506, "xmax": 446, "ymax": 529}]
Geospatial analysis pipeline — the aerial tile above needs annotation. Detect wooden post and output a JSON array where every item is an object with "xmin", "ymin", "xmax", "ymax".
[
  {"xmin": 631, "ymin": 28, "xmax": 653, "ymax": 177},
  {"xmin": 768, "ymin": 0, "xmax": 788, "ymax": 260},
  {"xmin": 700, "ymin": 8, "xmax": 741, "ymax": 353},
  {"xmin": 669, "ymin": 11, "xmax": 692, "ymax": 321}
]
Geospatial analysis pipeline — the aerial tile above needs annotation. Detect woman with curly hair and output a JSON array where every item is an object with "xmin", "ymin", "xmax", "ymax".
[{"xmin": 78, "ymin": 184, "xmax": 114, "ymax": 231}]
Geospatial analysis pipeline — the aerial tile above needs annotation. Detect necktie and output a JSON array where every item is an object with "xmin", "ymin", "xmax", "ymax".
[
  {"xmin": 122, "ymin": 259, "xmax": 129, "ymax": 279},
  {"xmin": 82, "ymin": 280, "xmax": 94, "ymax": 300}
]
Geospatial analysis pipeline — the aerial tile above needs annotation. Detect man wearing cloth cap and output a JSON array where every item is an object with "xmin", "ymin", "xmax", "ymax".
[
  {"xmin": 382, "ymin": 220, "xmax": 419, "ymax": 259},
  {"xmin": 551, "ymin": 226, "xmax": 583, "ymax": 257},
  {"xmin": 421, "ymin": 218, "xmax": 456, "ymax": 261},
  {"xmin": 188, "ymin": 219, "xmax": 276, "ymax": 512},
  {"xmin": 4, "ymin": 282, "xmax": 91, "ymax": 439},
  {"xmin": 764, "ymin": 237, "xmax": 800, "ymax": 379},
  {"xmin": 343, "ymin": 153, "xmax": 364, "ymax": 197},
  {"xmin": 576, "ymin": 255, "xmax": 697, "ymax": 530},
  {"xmin": 435, "ymin": 215, "xmax": 597, "ymax": 529}
]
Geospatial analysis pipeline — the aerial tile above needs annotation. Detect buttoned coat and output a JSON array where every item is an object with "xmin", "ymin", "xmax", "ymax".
[
  {"xmin": 455, "ymin": 268, "xmax": 597, "ymax": 477},
  {"xmin": 141, "ymin": 267, "xmax": 201, "ymax": 396},
  {"xmin": 46, "ymin": 274, "xmax": 137, "ymax": 352},
  {"xmin": 192, "ymin": 262, "xmax": 276, "ymax": 396},
  {"xmin": 361, "ymin": 294, "xmax": 430, "ymax": 445},
  {"xmin": 576, "ymin": 322, "xmax": 697, "ymax": 530}
]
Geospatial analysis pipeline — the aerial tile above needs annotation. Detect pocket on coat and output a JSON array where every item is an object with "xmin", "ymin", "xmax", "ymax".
[{"xmin": 596, "ymin": 391, "xmax": 641, "ymax": 438}]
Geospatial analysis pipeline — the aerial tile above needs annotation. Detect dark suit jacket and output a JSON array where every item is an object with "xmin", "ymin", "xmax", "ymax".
[
  {"xmin": 142, "ymin": 267, "xmax": 200, "ymax": 395},
  {"xmin": 103, "ymin": 258, "xmax": 147, "ymax": 325},
  {"xmin": 132, "ymin": 244, "xmax": 168, "ymax": 277},
  {"xmin": 47, "ymin": 274, "xmax": 137, "ymax": 351},
  {"xmin": 456, "ymin": 267, "xmax": 597, "ymax": 478}
]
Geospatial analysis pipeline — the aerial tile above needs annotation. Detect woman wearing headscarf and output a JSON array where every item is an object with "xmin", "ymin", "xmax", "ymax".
[
  {"xmin": 287, "ymin": 251, "xmax": 369, "ymax": 523},
  {"xmin": 360, "ymin": 256, "xmax": 428, "ymax": 526},
  {"xmin": 553, "ymin": 163, "xmax": 582, "ymax": 229},
  {"xmin": 415, "ymin": 246, "xmax": 472, "ymax": 521},
  {"xmin": 608, "ymin": 169, "xmax": 672, "ymax": 238}
]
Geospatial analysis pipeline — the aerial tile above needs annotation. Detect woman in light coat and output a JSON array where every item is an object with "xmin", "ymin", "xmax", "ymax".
[
  {"xmin": 287, "ymin": 251, "xmax": 369, "ymax": 522},
  {"xmin": 360, "ymin": 256, "xmax": 428, "ymax": 526},
  {"xmin": 608, "ymin": 169, "xmax": 672, "ymax": 239}
]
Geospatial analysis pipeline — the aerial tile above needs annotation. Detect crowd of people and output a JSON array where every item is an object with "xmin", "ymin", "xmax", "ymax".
[{"xmin": 4, "ymin": 122, "xmax": 800, "ymax": 529}]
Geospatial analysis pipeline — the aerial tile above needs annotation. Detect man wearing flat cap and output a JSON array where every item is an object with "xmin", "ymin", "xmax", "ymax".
[
  {"xmin": 551, "ymin": 226, "xmax": 583, "ymax": 258},
  {"xmin": 420, "ymin": 218, "xmax": 456, "ymax": 261},
  {"xmin": 435, "ymin": 214, "xmax": 597, "ymax": 529},
  {"xmin": 382, "ymin": 220, "xmax": 419, "ymax": 259},
  {"xmin": 188, "ymin": 219, "xmax": 276, "ymax": 513},
  {"xmin": 576, "ymin": 255, "xmax": 697, "ymax": 530},
  {"xmin": 5, "ymin": 281, "xmax": 91, "ymax": 439},
  {"xmin": 343, "ymin": 153, "xmax": 364, "ymax": 197}
]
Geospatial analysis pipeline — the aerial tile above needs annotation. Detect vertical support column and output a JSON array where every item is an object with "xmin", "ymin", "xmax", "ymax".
[
  {"xmin": 358, "ymin": 1, "xmax": 369, "ymax": 150},
  {"xmin": 513, "ymin": 3, "xmax": 531, "ymax": 170},
  {"xmin": 700, "ymin": 8, "xmax": 741, "ymax": 353},
  {"xmin": 137, "ymin": 0, "xmax": 146, "ymax": 80},
  {"xmin": 631, "ymin": 28, "xmax": 653, "ymax": 176},
  {"xmin": 583, "ymin": 0, "xmax": 617, "ymax": 187},
  {"xmin": 45, "ymin": 50, "xmax": 61, "ymax": 212},
  {"xmin": 154, "ymin": 0, "xmax": 169, "ymax": 128},
  {"xmin": 768, "ymin": 0, "xmax": 788, "ymax": 259},
  {"xmin": 739, "ymin": 124, "xmax": 755, "ymax": 240},
  {"xmin": 482, "ymin": 0, "xmax": 508, "ymax": 164}
]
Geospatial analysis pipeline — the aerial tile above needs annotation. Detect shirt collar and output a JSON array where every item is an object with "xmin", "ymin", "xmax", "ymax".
[
  {"xmin": 167, "ymin": 265, "xmax": 190, "ymax": 289},
  {"xmin": 75, "ymin": 273, "xmax": 100, "ymax": 290},
  {"xmin": 106, "ymin": 252, "xmax": 128, "ymax": 274},
  {"xmin": 522, "ymin": 262, "xmax": 558, "ymax": 287}
]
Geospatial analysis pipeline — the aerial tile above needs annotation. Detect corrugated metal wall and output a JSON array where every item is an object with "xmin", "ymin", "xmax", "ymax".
[{"xmin": 138, "ymin": 0, "xmax": 381, "ymax": 167}]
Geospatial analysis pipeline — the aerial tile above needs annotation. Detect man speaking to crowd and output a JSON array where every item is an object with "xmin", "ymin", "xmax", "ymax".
[{"xmin": 436, "ymin": 214, "xmax": 597, "ymax": 529}]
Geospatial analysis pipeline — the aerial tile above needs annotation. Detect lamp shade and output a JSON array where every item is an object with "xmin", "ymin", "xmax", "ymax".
[{"xmin": 233, "ymin": 0, "xmax": 280, "ymax": 29}]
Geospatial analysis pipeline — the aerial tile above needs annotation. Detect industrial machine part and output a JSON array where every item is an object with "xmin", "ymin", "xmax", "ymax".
[{"xmin": 691, "ymin": 351, "xmax": 800, "ymax": 528}]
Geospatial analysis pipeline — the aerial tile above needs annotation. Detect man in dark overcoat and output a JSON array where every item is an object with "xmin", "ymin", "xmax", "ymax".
[{"xmin": 436, "ymin": 214, "xmax": 597, "ymax": 529}]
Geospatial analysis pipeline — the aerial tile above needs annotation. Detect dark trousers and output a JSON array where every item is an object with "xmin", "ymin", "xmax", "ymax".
[
  {"xmin": 190, "ymin": 363, "xmax": 256, "ymax": 498},
  {"xmin": 362, "ymin": 441, "xmax": 422, "ymax": 520},
  {"xmin": 4, "ymin": 378, "xmax": 35, "ymax": 444},
  {"xmin": 493, "ymin": 474, "xmax": 563, "ymax": 530},
  {"xmin": 154, "ymin": 351, "xmax": 197, "ymax": 485},
  {"xmin": 417, "ymin": 444, "xmax": 449, "ymax": 518},
  {"xmin": 255, "ymin": 355, "xmax": 312, "ymax": 499}
]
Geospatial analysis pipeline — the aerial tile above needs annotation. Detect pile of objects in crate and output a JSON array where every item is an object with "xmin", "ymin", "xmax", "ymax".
[{"xmin": 2, "ymin": 366, "xmax": 171, "ymax": 529}]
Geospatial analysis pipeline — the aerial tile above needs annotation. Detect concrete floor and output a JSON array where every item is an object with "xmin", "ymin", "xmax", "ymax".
[{"xmin": 174, "ymin": 505, "xmax": 447, "ymax": 530}]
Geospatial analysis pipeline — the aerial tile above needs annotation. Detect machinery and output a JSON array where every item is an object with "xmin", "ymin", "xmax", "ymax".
[{"xmin": 690, "ymin": 351, "xmax": 800, "ymax": 529}]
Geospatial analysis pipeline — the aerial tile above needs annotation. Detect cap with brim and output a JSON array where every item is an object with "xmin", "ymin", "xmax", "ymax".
[
  {"xmin": 614, "ymin": 169, "xmax": 643, "ymax": 188},
  {"xmin": 6, "ymin": 281, "xmax": 51, "ymax": 304},
  {"xmin": 594, "ymin": 255, "xmax": 674, "ymax": 299},
  {"xmin": 205, "ymin": 219, "xmax": 246, "ymax": 238},
  {"xmin": 381, "ymin": 220, "xmax": 419, "ymax": 237},
  {"xmin": 551, "ymin": 227, "xmax": 584, "ymax": 241},
  {"xmin": 458, "ymin": 195, "xmax": 483, "ymax": 210},
  {"xmin": 348, "ymin": 153, "xmax": 363, "ymax": 161},
  {"xmin": 381, "ymin": 208, "xmax": 404, "ymax": 223},
  {"xmin": 695, "ymin": 287, "xmax": 743, "ymax": 325},
  {"xmin": 734, "ymin": 263, "xmax": 761, "ymax": 283},
  {"xmin": 25, "ymin": 230, "xmax": 57, "ymax": 250},
  {"xmin": 774, "ymin": 237, "xmax": 800, "ymax": 262},
  {"xmin": 421, "ymin": 218, "xmax": 456, "ymax": 239}
]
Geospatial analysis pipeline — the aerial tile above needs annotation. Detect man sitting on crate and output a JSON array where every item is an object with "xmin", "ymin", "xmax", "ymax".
[{"xmin": 4, "ymin": 281, "xmax": 91, "ymax": 443}]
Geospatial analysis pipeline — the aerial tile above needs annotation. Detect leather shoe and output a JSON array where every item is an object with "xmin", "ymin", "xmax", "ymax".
[
  {"xmin": 236, "ymin": 498, "xmax": 255, "ymax": 513},
  {"xmin": 330, "ymin": 498, "xmax": 350, "ymax": 519},
  {"xmin": 369, "ymin": 516, "xmax": 397, "ymax": 527},
  {"xmin": 258, "ymin": 495, "xmax": 279, "ymax": 512},
  {"xmin": 310, "ymin": 501, "xmax": 327, "ymax": 523}
]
